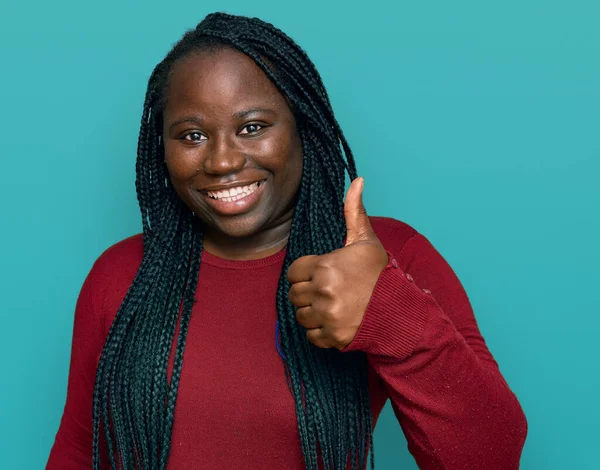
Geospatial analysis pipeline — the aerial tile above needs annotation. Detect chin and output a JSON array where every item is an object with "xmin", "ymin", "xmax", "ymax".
[{"xmin": 203, "ymin": 215, "xmax": 268, "ymax": 240}]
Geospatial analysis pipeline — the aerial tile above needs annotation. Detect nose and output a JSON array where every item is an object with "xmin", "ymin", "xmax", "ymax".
[{"xmin": 203, "ymin": 133, "xmax": 246, "ymax": 175}]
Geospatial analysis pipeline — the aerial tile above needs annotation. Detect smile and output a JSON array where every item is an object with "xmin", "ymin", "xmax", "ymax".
[
  {"xmin": 199, "ymin": 179, "xmax": 267, "ymax": 216},
  {"xmin": 205, "ymin": 180, "xmax": 264, "ymax": 202}
]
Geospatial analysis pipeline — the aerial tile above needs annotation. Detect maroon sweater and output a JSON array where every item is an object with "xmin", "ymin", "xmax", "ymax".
[{"xmin": 47, "ymin": 217, "xmax": 527, "ymax": 469}]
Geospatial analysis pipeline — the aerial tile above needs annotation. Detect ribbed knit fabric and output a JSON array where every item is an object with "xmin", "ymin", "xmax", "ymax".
[{"xmin": 47, "ymin": 217, "xmax": 527, "ymax": 469}]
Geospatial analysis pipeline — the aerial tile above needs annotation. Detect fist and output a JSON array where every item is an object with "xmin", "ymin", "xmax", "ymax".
[{"xmin": 287, "ymin": 177, "xmax": 389, "ymax": 349}]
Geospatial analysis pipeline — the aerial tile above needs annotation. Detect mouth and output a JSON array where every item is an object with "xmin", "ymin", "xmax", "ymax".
[
  {"xmin": 199, "ymin": 179, "xmax": 267, "ymax": 215},
  {"xmin": 203, "ymin": 179, "xmax": 265, "ymax": 202}
]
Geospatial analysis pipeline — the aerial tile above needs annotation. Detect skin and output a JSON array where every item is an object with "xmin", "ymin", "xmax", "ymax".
[
  {"xmin": 162, "ymin": 47, "xmax": 303, "ymax": 260},
  {"xmin": 162, "ymin": 47, "xmax": 388, "ymax": 348},
  {"xmin": 287, "ymin": 178, "xmax": 389, "ymax": 349}
]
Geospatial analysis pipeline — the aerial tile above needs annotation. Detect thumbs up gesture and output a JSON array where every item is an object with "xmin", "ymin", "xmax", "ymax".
[{"xmin": 287, "ymin": 177, "xmax": 389, "ymax": 350}]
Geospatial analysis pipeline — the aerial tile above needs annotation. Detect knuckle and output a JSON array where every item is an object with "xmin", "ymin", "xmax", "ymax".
[
  {"xmin": 325, "ymin": 335, "xmax": 338, "ymax": 349},
  {"xmin": 316, "ymin": 256, "xmax": 332, "ymax": 270},
  {"xmin": 314, "ymin": 298, "xmax": 334, "ymax": 319},
  {"xmin": 318, "ymin": 282, "xmax": 335, "ymax": 298},
  {"xmin": 325, "ymin": 304, "xmax": 337, "ymax": 319}
]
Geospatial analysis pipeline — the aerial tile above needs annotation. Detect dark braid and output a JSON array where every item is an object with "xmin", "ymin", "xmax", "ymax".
[{"xmin": 92, "ymin": 12, "xmax": 375, "ymax": 470}]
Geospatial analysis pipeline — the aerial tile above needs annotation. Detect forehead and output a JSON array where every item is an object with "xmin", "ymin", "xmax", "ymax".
[{"xmin": 164, "ymin": 47, "xmax": 286, "ymax": 117}]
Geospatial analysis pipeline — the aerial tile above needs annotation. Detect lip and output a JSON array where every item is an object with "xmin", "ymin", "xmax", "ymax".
[
  {"xmin": 200, "ymin": 179, "xmax": 265, "ymax": 192},
  {"xmin": 199, "ymin": 179, "xmax": 267, "ymax": 216}
]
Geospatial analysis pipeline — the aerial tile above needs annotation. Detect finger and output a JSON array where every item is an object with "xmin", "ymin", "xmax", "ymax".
[
  {"xmin": 306, "ymin": 328, "xmax": 332, "ymax": 348},
  {"xmin": 288, "ymin": 281, "xmax": 313, "ymax": 308},
  {"xmin": 295, "ymin": 306, "xmax": 321, "ymax": 329},
  {"xmin": 344, "ymin": 177, "xmax": 374, "ymax": 246},
  {"xmin": 287, "ymin": 255, "xmax": 319, "ymax": 284}
]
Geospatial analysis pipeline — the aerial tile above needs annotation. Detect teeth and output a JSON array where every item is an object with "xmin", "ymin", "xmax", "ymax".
[{"xmin": 206, "ymin": 181, "xmax": 261, "ymax": 201}]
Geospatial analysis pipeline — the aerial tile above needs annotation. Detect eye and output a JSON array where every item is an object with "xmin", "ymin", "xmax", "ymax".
[
  {"xmin": 239, "ymin": 123, "xmax": 264, "ymax": 135},
  {"xmin": 182, "ymin": 132, "xmax": 206, "ymax": 142}
]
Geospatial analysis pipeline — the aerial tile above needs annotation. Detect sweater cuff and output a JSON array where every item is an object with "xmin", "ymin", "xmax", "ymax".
[{"xmin": 342, "ymin": 254, "xmax": 431, "ymax": 360}]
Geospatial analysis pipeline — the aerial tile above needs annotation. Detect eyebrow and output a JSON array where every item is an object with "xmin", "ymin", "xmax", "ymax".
[
  {"xmin": 169, "ymin": 108, "xmax": 277, "ymax": 133},
  {"xmin": 169, "ymin": 116, "xmax": 204, "ymax": 132},
  {"xmin": 232, "ymin": 107, "xmax": 276, "ymax": 120}
]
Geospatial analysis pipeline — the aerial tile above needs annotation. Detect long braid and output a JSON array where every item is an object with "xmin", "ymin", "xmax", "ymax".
[{"xmin": 92, "ymin": 12, "xmax": 375, "ymax": 470}]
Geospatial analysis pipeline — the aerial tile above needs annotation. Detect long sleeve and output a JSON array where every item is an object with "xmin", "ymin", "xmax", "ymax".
[
  {"xmin": 343, "ymin": 232, "xmax": 527, "ymax": 469},
  {"xmin": 47, "ymin": 258, "xmax": 109, "ymax": 469}
]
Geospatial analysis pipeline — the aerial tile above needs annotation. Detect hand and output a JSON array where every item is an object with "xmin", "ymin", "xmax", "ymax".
[{"xmin": 287, "ymin": 177, "xmax": 389, "ymax": 350}]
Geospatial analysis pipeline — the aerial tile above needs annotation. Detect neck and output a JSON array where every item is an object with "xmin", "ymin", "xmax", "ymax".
[{"xmin": 202, "ymin": 220, "xmax": 291, "ymax": 261}]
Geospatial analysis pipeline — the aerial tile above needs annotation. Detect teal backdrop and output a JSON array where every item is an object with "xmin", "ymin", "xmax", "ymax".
[{"xmin": 1, "ymin": 1, "xmax": 598, "ymax": 468}]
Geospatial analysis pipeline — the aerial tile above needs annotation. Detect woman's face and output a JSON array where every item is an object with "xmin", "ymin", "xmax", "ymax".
[{"xmin": 162, "ymin": 47, "xmax": 303, "ymax": 243}]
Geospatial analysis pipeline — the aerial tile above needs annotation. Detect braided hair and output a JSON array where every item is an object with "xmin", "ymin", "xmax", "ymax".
[{"xmin": 92, "ymin": 12, "xmax": 375, "ymax": 470}]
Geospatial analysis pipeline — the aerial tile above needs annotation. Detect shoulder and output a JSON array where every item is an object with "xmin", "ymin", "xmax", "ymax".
[
  {"xmin": 369, "ymin": 216, "xmax": 420, "ymax": 255},
  {"xmin": 83, "ymin": 233, "xmax": 144, "ymax": 324},
  {"xmin": 369, "ymin": 215, "xmax": 451, "ymax": 269},
  {"xmin": 69, "ymin": 233, "xmax": 144, "ymax": 336},
  {"xmin": 90, "ymin": 233, "xmax": 144, "ymax": 280},
  {"xmin": 368, "ymin": 217, "xmax": 469, "ymax": 304}
]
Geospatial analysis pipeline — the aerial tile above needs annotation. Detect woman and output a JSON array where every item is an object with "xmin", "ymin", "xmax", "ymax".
[{"xmin": 47, "ymin": 12, "xmax": 527, "ymax": 470}]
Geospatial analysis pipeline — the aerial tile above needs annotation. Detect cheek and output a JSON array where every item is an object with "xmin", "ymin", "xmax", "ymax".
[
  {"xmin": 259, "ymin": 131, "xmax": 303, "ymax": 180},
  {"xmin": 164, "ymin": 144, "xmax": 198, "ymax": 182},
  {"xmin": 280, "ymin": 136, "xmax": 304, "ymax": 188}
]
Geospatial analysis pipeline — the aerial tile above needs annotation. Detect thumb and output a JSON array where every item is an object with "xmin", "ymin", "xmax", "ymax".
[{"xmin": 344, "ymin": 177, "xmax": 374, "ymax": 246}]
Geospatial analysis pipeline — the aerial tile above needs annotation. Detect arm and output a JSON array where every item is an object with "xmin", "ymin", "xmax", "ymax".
[
  {"xmin": 47, "ymin": 259, "xmax": 109, "ymax": 469},
  {"xmin": 343, "ymin": 233, "xmax": 527, "ymax": 470}
]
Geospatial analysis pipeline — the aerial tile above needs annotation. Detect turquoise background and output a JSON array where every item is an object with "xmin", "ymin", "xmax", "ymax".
[{"xmin": 1, "ymin": 1, "xmax": 598, "ymax": 468}]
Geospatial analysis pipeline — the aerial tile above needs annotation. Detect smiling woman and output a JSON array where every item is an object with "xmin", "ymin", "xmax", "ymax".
[
  {"xmin": 163, "ymin": 47, "xmax": 303, "ymax": 254},
  {"xmin": 46, "ymin": 12, "xmax": 527, "ymax": 470}
]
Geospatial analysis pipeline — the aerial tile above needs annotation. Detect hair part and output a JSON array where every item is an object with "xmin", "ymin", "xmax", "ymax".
[{"xmin": 93, "ymin": 12, "xmax": 374, "ymax": 470}]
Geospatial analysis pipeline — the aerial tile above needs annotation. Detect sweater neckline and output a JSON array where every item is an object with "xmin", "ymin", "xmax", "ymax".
[{"xmin": 200, "ymin": 246, "xmax": 287, "ymax": 270}]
